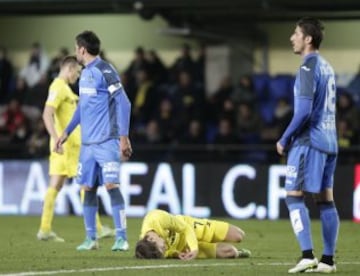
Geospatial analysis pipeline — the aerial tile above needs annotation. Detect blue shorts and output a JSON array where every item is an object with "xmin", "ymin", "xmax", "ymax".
[
  {"xmin": 77, "ymin": 139, "xmax": 120, "ymax": 187},
  {"xmin": 285, "ymin": 145, "xmax": 337, "ymax": 193}
]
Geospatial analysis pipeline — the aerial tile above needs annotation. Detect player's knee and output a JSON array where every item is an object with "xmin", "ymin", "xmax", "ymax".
[
  {"xmin": 105, "ymin": 183, "xmax": 119, "ymax": 190},
  {"xmin": 235, "ymin": 228, "xmax": 245, "ymax": 242},
  {"xmin": 228, "ymin": 225, "xmax": 245, "ymax": 242},
  {"xmin": 82, "ymin": 185, "xmax": 92, "ymax": 191}
]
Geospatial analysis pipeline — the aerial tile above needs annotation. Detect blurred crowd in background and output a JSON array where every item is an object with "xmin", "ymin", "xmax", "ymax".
[{"xmin": 0, "ymin": 42, "xmax": 360, "ymax": 164}]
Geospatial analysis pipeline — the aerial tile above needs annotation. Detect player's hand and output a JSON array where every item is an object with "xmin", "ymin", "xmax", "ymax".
[
  {"xmin": 178, "ymin": 249, "xmax": 198, "ymax": 260},
  {"xmin": 54, "ymin": 132, "xmax": 68, "ymax": 154},
  {"xmin": 120, "ymin": 136, "xmax": 132, "ymax": 161},
  {"xmin": 276, "ymin": 141, "xmax": 285, "ymax": 156}
]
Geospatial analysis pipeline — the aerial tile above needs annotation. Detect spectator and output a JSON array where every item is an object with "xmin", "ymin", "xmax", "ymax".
[
  {"xmin": 27, "ymin": 118, "xmax": 49, "ymax": 157},
  {"xmin": 125, "ymin": 46, "xmax": 150, "ymax": 92},
  {"xmin": 337, "ymin": 92, "xmax": 360, "ymax": 131},
  {"xmin": 0, "ymin": 98, "xmax": 27, "ymax": 137},
  {"xmin": 337, "ymin": 118, "xmax": 358, "ymax": 149},
  {"xmin": 235, "ymin": 102, "xmax": 261, "ymax": 144},
  {"xmin": 213, "ymin": 117, "xmax": 238, "ymax": 145},
  {"xmin": 206, "ymin": 75, "xmax": 234, "ymax": 124},
  {"xmin": 170, "ymin": 43, "xmax": 196, "ymax": 81},
  {"xmin": 194, "ymin": 43, "xmax": 206, "ymax": 84},
  {"xmin": 47, "ymin": 47, "xmax": 69, "ymax": 81},
  {"xmin": 132, "ymin": 68, "xmax": 159, "ymax": 125},
  {"xmin": 153, "ymin": 98, "xmax": 181, "ymax": 143},
  {"xmin": 213, "ymin": 117, "xmax": 239, "ymax": 161},
  {"xmin": 133, "ymin": 120, "xmax": 164, "ymax": 145},
  {"xmin": 231, "ymin": 75, "xmax": 256, "ymax": 106},
  {"xmin": 0, "ymin": 46, "xmax": 14, "ymax": 104},
  {"xmin": 171, "ymin": 71, "xmax": 205, "ymax": 128},
  {"xmin": 261, "ymin": 98, "xmax": 293, "ymax": 144},
  {"xmin": 17, "ymin": 42, "xmax": 49, "ymax": 109},
  {"xmin": 180, "ymin": 119, "xmax": 206, "ymax": 145},
  {"xmin": 146, "ymin": 49, "xmax": 168, "ymax": 85}
]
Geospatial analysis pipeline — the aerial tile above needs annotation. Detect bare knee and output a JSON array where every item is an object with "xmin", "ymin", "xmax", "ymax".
[
  {"xmin": 226, "ymin": 225, "xmax": 245, "ymax": 242},
  {"xmin": 216, "ymin": 243, "xmax": 238, "ymax": 259},
  {"xmin": 49, "ymin": 175, "xmax": 66, "ymax": 191},
  {"xmin": 105, "ymin": 183, "xmax": 119, "ymax": 190}
]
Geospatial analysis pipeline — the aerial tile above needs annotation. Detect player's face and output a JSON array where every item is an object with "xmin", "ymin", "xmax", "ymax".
[
  {"xmin": 290, "ymin": 26, "xmax": 306, "ymax": 55},
  {"xmin": 75, "ymin": 44, "xmax": 85, "ymax": 65},
  {"xmin": 146, "ymin": 232, "xmax": 166, "ymax": 255}
]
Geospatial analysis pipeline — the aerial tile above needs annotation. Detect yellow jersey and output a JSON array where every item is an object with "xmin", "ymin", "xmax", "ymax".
[
  {"xmin": 45, "ymin": 78, "xmax": 80, "ymax": 149},
  {"xmin": 140, "ymin": 209, "xmax": 198, "ymax": 258}
]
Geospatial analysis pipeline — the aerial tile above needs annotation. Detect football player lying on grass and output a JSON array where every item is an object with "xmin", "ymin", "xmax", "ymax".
[{"xmin": 135, "ymin": 209, "xmax": 251, "ymax": 260}]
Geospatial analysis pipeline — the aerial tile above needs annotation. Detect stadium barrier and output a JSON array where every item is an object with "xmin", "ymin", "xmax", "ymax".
[{"xmin": 0, "ymin": 160, "xmax": 358, "ymax": 221}]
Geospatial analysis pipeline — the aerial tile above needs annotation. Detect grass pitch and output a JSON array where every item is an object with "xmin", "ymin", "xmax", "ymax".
[{"xmin": 0, "ymin": 216, "xmax": 358, "ymax": 275}]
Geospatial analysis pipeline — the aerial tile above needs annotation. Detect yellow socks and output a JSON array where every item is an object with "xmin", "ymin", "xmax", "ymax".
[
  {"xmin": 39, "ymin": 187, "xmax": 58, "ymax": 233},
  {"xmin": 80, "ymin": 188, "xmax": 103, "ymax": 233}
]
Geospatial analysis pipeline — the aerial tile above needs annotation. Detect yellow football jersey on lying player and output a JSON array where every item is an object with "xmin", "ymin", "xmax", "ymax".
[
  {"xmin": 140, "ymin": 209, "xmax": 230, "ymax": 258},
  {"xmin": 140, "ymin": 209, "xmax": 198, "ymax": 258}
]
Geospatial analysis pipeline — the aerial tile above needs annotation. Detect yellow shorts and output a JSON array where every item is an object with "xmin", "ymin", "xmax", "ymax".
[
  {"xmin": 49, "ymin": 144, "xmax": 79, "ymax": 177},
  {"xmin": 177, "ymin": 216, "xmax": 230, "ymax": 258}
]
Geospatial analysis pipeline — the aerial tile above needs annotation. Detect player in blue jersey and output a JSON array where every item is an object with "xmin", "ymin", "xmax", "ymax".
[
  {"xmin": 56, "ymin": 31, "xmax": 132, "ymax": 251},
  {"xmin": 276, "ymin": 18, "xmax": 339, "ymax": 273}
]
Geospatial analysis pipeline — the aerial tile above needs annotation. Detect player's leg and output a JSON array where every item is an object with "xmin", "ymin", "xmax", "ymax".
[
  {"xmin": 215, "ymin": 243, "xmax": 239, "ymax": 258},
  {"xmin": 97, "ymin": 139, "xmax": 128, "ymax": 251},
  {"xmin": 37, "ymin": 174, "xmax": 66, "ymax": 242},
  {"xmin": 223, "ymin": 224, "xmax": 250, "ymax": 257},
  {"xmin": 309, "ymin": 154, "xmax": 339, "ymax": 273},
  {"xmin": 106, "ymin": 183, "xmax": 128, "ymax": 251},
  {"xmin": 76, "ymin": 145, "xmax": 99, "ymax": 250},
  {"xmin": 223, "ymin": 224, "xmax": 245, "ymax": 242},
  {"xmin": 197, "ymin": 218, "xmax": 250, "ymax": 258},
  {"xmin": 77, "ymin": 185, "xmax": 99, "ymax": 250},
  {"xmin": 285, "ymin": 146, "xmax": 318, "ymax": 273},
  {"xmin": 79, "ymin": 184, "xmax": 115, "ymax": 239},
  {"xmin": 197, "ymin": 242, "xmax": 245, "ymax": 259}
]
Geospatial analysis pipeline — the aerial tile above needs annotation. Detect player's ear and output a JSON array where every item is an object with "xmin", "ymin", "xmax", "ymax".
[{"xmin": 305, "ymin": 35, "xmax": 312, "ymax": 45}]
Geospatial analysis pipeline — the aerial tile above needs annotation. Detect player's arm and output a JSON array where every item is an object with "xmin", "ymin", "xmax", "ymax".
[
  {"xmin": 165, "ymin": 214, "xmax": 198, "ymax": 259},
  {"xmin": 117, "ymin": 90, "xmax": 132, "ymax": 160},
  {"xmin": 54, "ymin": 105, "xmax": 80, "ymax": 153},
  {"xmin": 105, "ymin": 70, "xmax": 132, "ymax": 160},
  {"xmin": 64, "ymin": 104, "xmax": 80, "ymax": 136},
  {"xmin": 277, "ymin": 97, "xmax": 312, "ymax": 154},
  {"xmin": 277, "ymin": 60, "xmax": 315, "ymax": 155},
  {"xmin": 42, "ymin": 105, "xmax": 58, "ymax": 141}
]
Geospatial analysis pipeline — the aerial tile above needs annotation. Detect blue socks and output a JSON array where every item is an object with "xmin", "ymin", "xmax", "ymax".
[
  {"xmin": 83, "ymin": 190, "xmax": 98, "ymax": 240},
  {"xmin": 318, "ymin": 202, "xmax": 339, "ymax": 256},
  {"xmin": 285, "ymin": 196, "xmax": 313, "ymax": 252},
  {"xmin": 108, "ymin": 187, "xmax": 127, "ymax": 240}
]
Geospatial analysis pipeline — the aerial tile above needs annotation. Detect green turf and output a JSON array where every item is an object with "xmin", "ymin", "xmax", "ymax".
[{"xmin": 0, "ymin": 216, "xmax": 358, "ymax": 275}]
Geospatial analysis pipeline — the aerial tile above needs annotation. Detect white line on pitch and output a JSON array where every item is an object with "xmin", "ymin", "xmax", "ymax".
[{"xmin": 1, "ymin": 261, "xmax": 360, "ymax": 276}]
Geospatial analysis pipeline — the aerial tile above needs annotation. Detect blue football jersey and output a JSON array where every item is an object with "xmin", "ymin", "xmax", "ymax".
[
  {"xmin": 293, "ymin": 53, "xmax": 338, "ymax": 154},
  {"xmin": 78, "ymin": 57, "xmax": 131, "ymax": 144}
]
